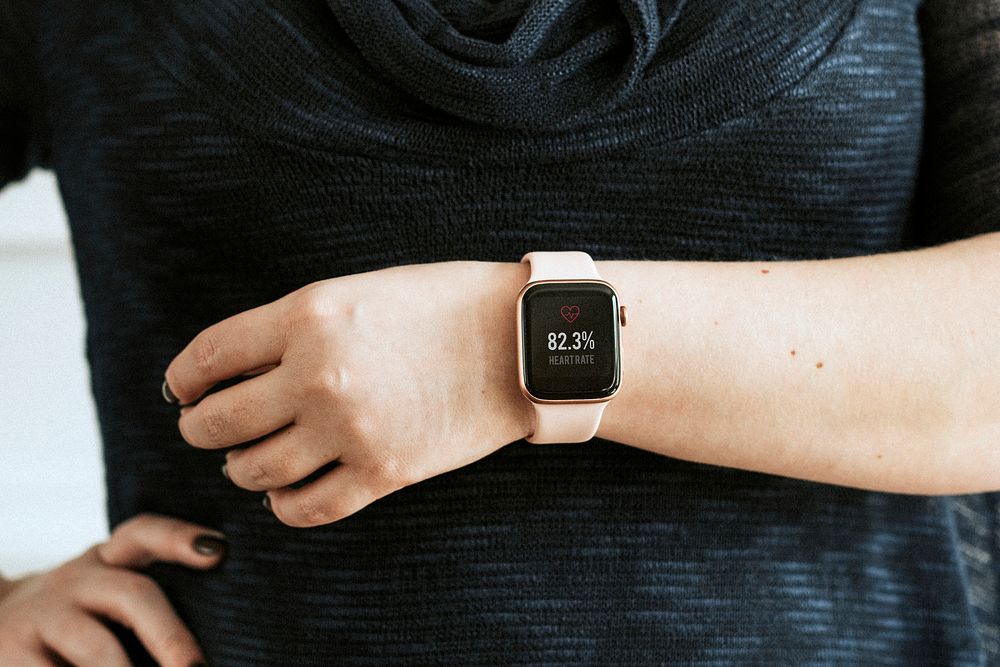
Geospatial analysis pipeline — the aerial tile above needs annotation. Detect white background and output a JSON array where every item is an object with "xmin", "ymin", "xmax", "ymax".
[{"xmin": 0, "ymin": 169, "xmax": 107, "ymax": 579}]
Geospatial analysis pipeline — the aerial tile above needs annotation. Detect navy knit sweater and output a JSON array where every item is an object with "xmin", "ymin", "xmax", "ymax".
[{"xmin": 3, "ymin": 0, "xmax": 999, "ymax": 664}]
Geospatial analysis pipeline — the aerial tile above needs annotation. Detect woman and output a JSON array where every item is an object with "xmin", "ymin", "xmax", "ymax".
[{"xmin": 1, "ymin": 0, "xmax": 998, "ymax": 664}]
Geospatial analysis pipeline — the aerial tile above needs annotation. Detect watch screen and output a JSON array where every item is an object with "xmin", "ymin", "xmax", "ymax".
[{"xmin": 520, "ymin": 282, "xmax": 620, "ymax": 400}]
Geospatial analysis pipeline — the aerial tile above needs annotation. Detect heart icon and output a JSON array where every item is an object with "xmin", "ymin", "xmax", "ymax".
[{"xmin": 560, "ymin": 305, "xmax": 580, "ymax": 324}]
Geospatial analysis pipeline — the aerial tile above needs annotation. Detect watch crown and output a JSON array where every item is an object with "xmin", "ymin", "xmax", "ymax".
[{"xmin": 619, "ymin": 305, "xmax": 628, "ymax": 327}]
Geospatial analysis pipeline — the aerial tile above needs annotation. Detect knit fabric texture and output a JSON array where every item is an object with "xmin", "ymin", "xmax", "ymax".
[{"xmin": 2, "ymin": 0, "xmax": 999, "ymax": 664}]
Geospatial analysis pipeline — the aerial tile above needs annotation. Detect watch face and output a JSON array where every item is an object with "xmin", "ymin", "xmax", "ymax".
[{"xmin": 519, "ymin": 281, "xmax": 621, "ymax": 401}]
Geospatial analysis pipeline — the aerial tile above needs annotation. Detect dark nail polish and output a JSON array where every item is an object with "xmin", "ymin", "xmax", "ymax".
[
  {"xmin": 262, "ymin": 494, "xmax": 272, "ymax": 512},
  {"xmin": 192, "ymin": 534, "xmax": 227, "ymax": 556},
  {"xmin": 162, "ymin": 378, "xmax": 179, "ymax": 404},
  {"xmin": 221, "ymin": 463, "xmax": 230, "ymax": 480}
]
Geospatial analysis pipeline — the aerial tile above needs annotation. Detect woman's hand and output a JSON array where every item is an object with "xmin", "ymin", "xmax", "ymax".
[
  {"xmin": 164, "ymin": 260, "xmax": 534, "ymax": 528},
  {"xmin": 0, "ymin": 512, "xmax": 226, "ymax": 666}
]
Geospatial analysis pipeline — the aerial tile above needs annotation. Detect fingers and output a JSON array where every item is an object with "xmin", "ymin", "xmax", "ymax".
[
  {"xmin": 164, "ymin": 299, "xmax": 289, "ymax": 406},
  {"xmin": 265, "ymin": 463, "xmax": 388, "ymax": 528},
  {"xmin": 224, "ymin": 423, "xmax": 341, "ymax": 491},
  {"xmin": 0, "ymin": 513, "xmax": 219, "ymax": 667},
  {"xmin": 96, "ymin": 513, "xmax": 227, "ymax": 570},
  {"xmin": 38, "ymin": 609, "xmax": 132, "ymax": 667},
  {"xmin": 75, "ymin": 568, "xmax": 204, "ymax": 667},
  {"xmin": 177, "ymin": 369, "xmax": 296, "ymax": 449}
]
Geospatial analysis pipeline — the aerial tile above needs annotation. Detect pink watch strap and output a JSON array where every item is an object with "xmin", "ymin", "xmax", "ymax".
[
  {"xmin": 529, "ymin": 401, "xmax": 609, "ymax": 444},
  {"xmin": 521, "ymin": 250, "xmax": 601, "ymax": 282},
  {"xmin": 519, "ymin": 251, "xmax": 610, "ymax": 445}
]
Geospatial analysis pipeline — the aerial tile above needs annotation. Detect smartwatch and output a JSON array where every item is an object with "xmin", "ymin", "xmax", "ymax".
[{"xmin": 516, "ymin": 251, "xmax": 626, "ymax": 444}]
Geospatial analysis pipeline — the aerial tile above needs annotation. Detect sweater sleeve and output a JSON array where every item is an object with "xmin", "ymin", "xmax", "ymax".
[
  {"xmin": 908, "ymin": 0, "xmax": 1000, "ymax": 246},
  {"xmin": 0, "ymin": 0, "xmax": 50, "ymax": 191}
]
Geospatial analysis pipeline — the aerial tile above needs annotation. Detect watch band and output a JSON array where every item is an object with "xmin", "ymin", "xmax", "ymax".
[
  {"xmin": 519, "ymin": 250, "xmax": 608, "ymax": 445},
  {"xmin": 529, "ymin": 401, "xmax": 610, "ymax": 445},
  {"xmin": 521, "ymin": 250, "xmax": 601, "ymax": 283}
]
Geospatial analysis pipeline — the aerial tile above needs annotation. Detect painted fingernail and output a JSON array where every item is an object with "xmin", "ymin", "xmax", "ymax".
[
  {"xmin": 162, "ymin": 378, "xmax": 179, "ymax": 404},
  {"xmin": 221, "ymin": 463, "xmax": 230, "ymax": 480},
  {"xmin": 192, "ymin": 534, "xmax": 227, "ymax": 556},
  {"xmin": 262, "ymin": 494, "xmax": 272, "ymax": 512}
]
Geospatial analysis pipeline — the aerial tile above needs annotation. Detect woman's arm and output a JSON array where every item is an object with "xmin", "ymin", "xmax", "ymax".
[
  {"xmin": 163, "ymin": 240, "xmax": 999, "ymax": 530},
  {"xmin": 593, "ymin": 232, "xmax": 1000, "ymax": 495},
  {"xmin": 589, "ymin": 0, "xmax": 1000, "ymax": 496},
  {"xmin": 165, "ymin": 0, "xmax": 1000, "ymax": 526}
]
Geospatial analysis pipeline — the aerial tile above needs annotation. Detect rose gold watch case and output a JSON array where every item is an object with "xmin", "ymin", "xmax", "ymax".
[{"xmin": 515, "ymin": 278, "xmax": 623, "ymax": 405}]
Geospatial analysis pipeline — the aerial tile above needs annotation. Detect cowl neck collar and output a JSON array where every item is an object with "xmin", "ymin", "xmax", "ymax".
[
  {"xmin": 326, "ymin": 0, "xmax": 686, "ymax": 130},
  {"xmin": 132, "ymin": 0, "xmax": 859, "ymax": 162}
]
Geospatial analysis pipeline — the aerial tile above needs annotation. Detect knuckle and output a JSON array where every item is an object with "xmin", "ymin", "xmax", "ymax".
[
  {"xmin": 291, "ymin": 290, "xmax": 332, "ymax": 327},
  {"xmin": 308, "ymin": 366, "xmax": 353, "ymax": 401},
  {"xmin": 192, "ymin": 332, "xmax": 221, "ymax": 372},
  {"xmin": 245, "ymin": 456, "xmax": 277, "ymax": 488},
  {"xmin": 200, "ymin": 404, "xmax": 230, "ymax": 447},
  {"xmin": 294, "ymin": 493, "xmax": 333, "ymax": 527}
]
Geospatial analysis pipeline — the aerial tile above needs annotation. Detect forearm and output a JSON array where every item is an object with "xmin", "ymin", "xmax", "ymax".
[{"xmin": 593, "ymin": 232, "xmax": 1000, "ymax": 495}]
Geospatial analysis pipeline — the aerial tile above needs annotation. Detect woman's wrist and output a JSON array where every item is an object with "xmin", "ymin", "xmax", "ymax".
[
  {"xmin": 591, "ymin": 260, "xmax": 662, "ymax": 446},
  {"xmin": 478, "ymin": 260, "xmax": 534, "ymax": 444}
]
